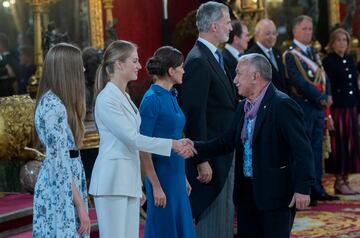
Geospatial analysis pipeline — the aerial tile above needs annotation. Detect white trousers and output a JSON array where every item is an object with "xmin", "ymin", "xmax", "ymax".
[{"xmin": 94, "ymin": 196, "xmax": 140, "ymax": 238}]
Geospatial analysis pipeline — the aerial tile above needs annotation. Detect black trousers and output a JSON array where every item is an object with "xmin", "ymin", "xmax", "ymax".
[{"xmin": 237, "ymin": 178, "xmax": 296, "ymax": 238}]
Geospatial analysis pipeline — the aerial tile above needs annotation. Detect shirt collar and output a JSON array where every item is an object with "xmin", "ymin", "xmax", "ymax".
[
  {"xmin": 256, "ymin": 42, "xmax": 272, "ymax": 54},
  {"xmin": 225, "ymin": 43, "xmax": 242, "ymax": 60},
  {"xmin": 198, "ymin": 37, "xmax": 219, "ymax": 58},
  {"xmin": 244, "ymin": 83, "xmax": 270, "ymax": 117},
  {"xmin": 151, "ymin": 84, "xmax": 178, "ymax": 97},
  {"xmin": 293, "ymin": 39, "xmax": 309, "ymax": 53}
]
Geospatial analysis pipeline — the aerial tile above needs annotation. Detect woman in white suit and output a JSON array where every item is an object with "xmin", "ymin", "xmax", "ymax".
[{"xmin": 89, "ymin": 40, "xmax": 194, "ymax": 238}]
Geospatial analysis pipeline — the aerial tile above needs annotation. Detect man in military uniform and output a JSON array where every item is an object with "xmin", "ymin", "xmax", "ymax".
[{"xmin": 283, "ymin": 15, "xmax": 338, "ymax": 205}]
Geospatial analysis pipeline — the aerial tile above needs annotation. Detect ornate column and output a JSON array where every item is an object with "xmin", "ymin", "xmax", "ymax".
[
  {"xmin": 327, "ymin": 0, "xmax": 340, "ymax": 29},
  {"xmin": 103, "ymin": 0, "xmax": 113, "ymax": 26},
  {"xmin": 88, "ymin": 0, "xmax": 104, "ymax": 49},
  {"xmin": 25, "ymin": 0, "xmax": 43, "ymax": 98},
  {"xmin": 42, "ymin": 0, "xmax": 57, "ymax": 31}
]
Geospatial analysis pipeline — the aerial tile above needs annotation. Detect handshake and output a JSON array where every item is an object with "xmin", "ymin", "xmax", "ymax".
[{"xmin": 172, "ymin": 138, "xmax": 197, "ymax": 159}]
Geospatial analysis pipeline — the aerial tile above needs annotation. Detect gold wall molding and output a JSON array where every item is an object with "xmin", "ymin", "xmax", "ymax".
[{"xmin": 89, "ymin": 0, "xmax": 104, "ymax": 49}]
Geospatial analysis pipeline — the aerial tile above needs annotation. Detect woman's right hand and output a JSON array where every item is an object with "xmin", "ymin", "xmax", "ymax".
[
  {"xmin": 77, "ymin": 206, "xmax": 91, "ymax": 235},
  {"xmin": 153, "ymin": 185, "xmax": 167, "ymax": 208},
  {"xmin": 172, "ymin": 138, "xmax": 197, "ymax": 158}
]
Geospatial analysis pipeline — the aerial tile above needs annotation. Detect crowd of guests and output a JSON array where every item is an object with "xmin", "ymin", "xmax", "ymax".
[
  {"xmin": 0, "ymin": 33, "xmax": 35, "ymax": 96},
  {"xmin": 20, "ymin": 1, "xmax": 360, "ymax": 237}
]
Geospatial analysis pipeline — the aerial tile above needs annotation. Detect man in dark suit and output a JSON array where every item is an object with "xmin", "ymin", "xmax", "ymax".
[
  {"xmin": 194, "ymin": 53, "xmax": 315, "ymax": 238},
  {"xmin": 246, "ymin": 19, "xmax": 288, "ymax": 93},
  {"xmin": 223, "ymin": 20, "xmax": 249, "ymax": 81},
  {"xmin": 178, "ymin": 1, "xmax": 238, "ymax": 237},
  {"xmin": 283, "ymin": 15, "xmax": 338, "ymax": 204}
]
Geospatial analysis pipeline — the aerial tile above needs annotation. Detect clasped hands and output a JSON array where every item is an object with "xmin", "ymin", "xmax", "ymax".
[
  {"xmin": 172, "ymin": 138, "xmax": 197, "ymax": 159},
  {"xmin": 319, "ymin": 95, "xmax": 333, "ymax": 107}
]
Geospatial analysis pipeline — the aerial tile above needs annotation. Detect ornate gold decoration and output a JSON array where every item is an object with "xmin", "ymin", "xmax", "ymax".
[
  {"xmin": 103, "ymin": 0, "xmax": 113, "ymax": 26},
  {"xmin": 25, "ymin": 0, "xmax": 44, "ymax": 98},
  {"xmin": 327, "ymin": 0, "xmax": 340, "ymax": 29},
  {"xmin": 0, "ymin": 95, "xmax": 36, "ymax": 161},
  {"xmin": 42, "ymin": 0, "xmax": 57, "ymax": 31},
  {"xmin": 81, "ymin": 121, "xmax": 99, "ymax": 149},
  {"xmin": 89, "ymin": 0, "xmax": 104, "ymax": 49},
  {"xmin": 227, "ymin": 0, "xmax": 266, "ymax": 36}
]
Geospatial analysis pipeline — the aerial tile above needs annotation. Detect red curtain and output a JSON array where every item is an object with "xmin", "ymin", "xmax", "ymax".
[
  {"xmin": 111, "ymin": 0, "xmax": 200, "ymax": 83},
  {"xmin": 110, "ymin": 0, "xmax": 200, "ymax": 104}
]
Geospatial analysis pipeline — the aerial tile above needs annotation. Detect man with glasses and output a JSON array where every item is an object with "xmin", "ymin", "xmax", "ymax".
[{"xmin": 246, "ymin": 19, "xmax": 288, "ymax": 93}]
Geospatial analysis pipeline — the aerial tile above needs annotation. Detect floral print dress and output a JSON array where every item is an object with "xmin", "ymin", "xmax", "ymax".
[{"xmin": 33, "ymin": 90, "xmax": 89, "ymax": 238}]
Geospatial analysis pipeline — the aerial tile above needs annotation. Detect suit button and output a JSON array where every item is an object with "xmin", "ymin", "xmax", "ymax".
[
  {"xmin": 348, "ymin": 74, "xmax": 352, "ymax": 79},
  {"xmin": 343, "ymin": 59, "xmax": 347, "ymax": 63},
  {"xmin": 345, "ymin": 68, "xmax": 349, "ymax": 71},
  {"xmin": 349, "ymin": 82, "xmax": 353, "ymax": 86},
  {"xmin": 349, "ymin": 90, "xmax": 354, "ymax": 95}
]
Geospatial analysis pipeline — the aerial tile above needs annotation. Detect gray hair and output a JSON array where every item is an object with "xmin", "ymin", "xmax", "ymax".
[
  {"xmin": 239, "ymin": 53, "xmax": 272, "ymax": 82},
  {"xmin": 292, "ymin": 15, "xmax": 312, "ymax": 30},
  {"xmin": 196, "ymin": 1, "xmax": 228, "ymax": 33}
]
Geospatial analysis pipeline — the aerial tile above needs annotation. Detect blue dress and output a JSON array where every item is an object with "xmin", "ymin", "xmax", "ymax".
[
  {"xmin": 140, "ymin": 84, "xmax": 196, "ymax": 238},
  {"xmin": 33, "ymin": 90, "xmax": 89, "ymax": 238}
]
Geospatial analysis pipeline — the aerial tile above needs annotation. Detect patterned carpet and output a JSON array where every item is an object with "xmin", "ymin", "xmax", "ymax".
[{"xmin": 291, "ymin": 174, "xmax": 360, "ymax": 238}]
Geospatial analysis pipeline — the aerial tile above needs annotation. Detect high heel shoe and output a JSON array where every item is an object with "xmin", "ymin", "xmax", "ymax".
[{"xmin": 334, "ymin": 180, "xmax": 359, "ymax": 195}]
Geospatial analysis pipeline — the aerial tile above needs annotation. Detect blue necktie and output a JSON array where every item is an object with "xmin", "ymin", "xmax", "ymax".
[
  {"xmin": 215, "ymin": 49, "xmax": 225, "ymax": 70},
  {"xmin": 243, "ymin": 118, "xmax": 253, "ymax": 177}
]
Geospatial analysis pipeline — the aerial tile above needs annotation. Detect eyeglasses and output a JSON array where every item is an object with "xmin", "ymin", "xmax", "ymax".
[{"xmin": 263, "ymin": 31, "xmax": 278, "ymax": 37}]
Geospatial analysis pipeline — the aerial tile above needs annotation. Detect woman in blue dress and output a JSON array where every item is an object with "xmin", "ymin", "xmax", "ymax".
[
  {"xmin": 140, "ymin": 46, "xmax": 196, "ymax": 238},
  {"xmin": 33, "ymin": 43, "xmax": 90, "ymax": 237}
]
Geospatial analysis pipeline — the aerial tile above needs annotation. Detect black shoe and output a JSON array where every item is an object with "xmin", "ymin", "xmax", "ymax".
[{"xmin": 313, "ymin": 193, "xmax": 339, "ymax": 201}]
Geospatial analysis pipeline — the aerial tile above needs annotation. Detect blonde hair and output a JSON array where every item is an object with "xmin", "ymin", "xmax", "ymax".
[
  {"xmin": 36, "ymin": 43, "xmax": 86, "ymax": 147},
  {"xmin": 326, "ymin": 28, "xmax": 351, "ymax": 53},
  {"xmin": 94, "ymin": 40, "xmax": 137, "ymax": 100}
]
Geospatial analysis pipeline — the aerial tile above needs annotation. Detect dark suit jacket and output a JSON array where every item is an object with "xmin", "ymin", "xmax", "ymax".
[
  {"xmin": 194, "ymin": 83, "xmax": 315, "ymax": 210},
  {"xmin": 322, "ymin": 52, "xmax": 360, "ymax": 108},
  {"xmin": 222, "ymin": 48, "xmax": 238, "ymax": 82},
  {"xmin": 246, "ymin": 43, "xmax": 288, "ymax": 93},
  {"xmin": 178, "ymin": 40, "xmax": 238, "ymax": 218}
]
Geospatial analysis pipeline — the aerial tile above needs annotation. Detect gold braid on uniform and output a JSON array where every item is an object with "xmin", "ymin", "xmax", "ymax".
[{"xmin": 282, "ymin": 50, "xmax": 331, "ymax": 160}]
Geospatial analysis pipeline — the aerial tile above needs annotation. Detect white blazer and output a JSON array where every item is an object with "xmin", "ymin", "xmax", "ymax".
[{"xmin": 89, "ymin": 82, "xmax": 172, "ymax": 198}]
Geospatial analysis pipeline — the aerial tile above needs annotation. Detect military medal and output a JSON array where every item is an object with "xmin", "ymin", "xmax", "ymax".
[{"xmin": 307, "ymin": 69, "xmax": 314, "ymax": 78}]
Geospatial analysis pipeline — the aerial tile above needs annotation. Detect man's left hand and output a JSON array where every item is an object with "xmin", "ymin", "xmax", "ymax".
[{"xmin": 288, "ymin": 192, "xmax": 310, "ymax": 210}]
